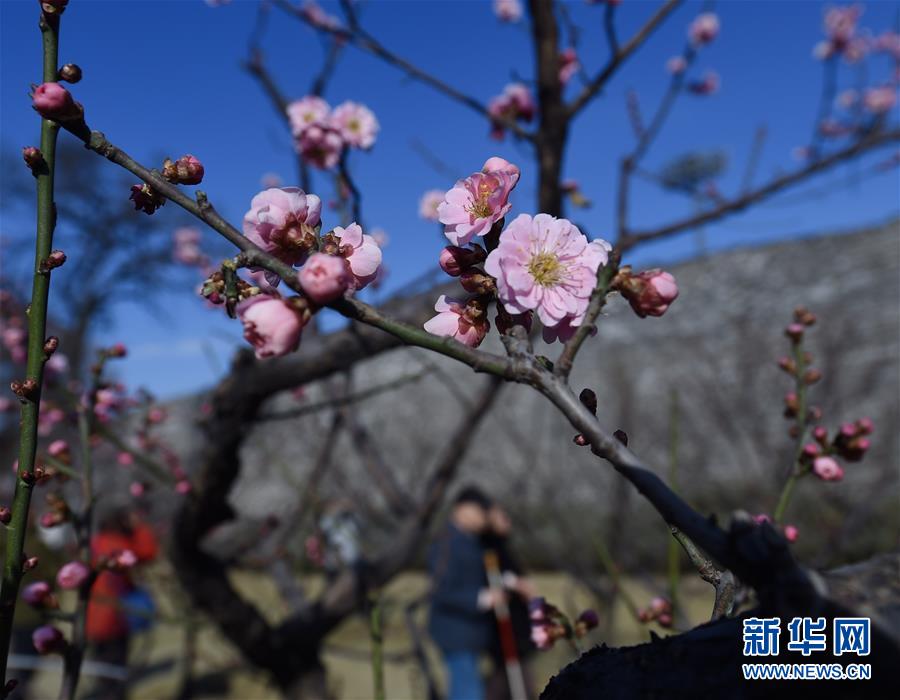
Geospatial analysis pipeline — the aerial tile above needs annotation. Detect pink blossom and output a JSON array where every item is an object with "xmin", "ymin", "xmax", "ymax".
[
  {"xmin": 117, "ymin": 452, "xmax": 134, "ymax": 467},
  {"xmin": 484, "ymin": 213, "xmax": 611, "ymax": 343},
  {"xmin": 812, "ymin": 455, "xmax": 844, "ymax": 481},
  {"xmin": 559, "ymin": 48, "xmax": 580, "ymax": 85},
  {"xmin": 863, "ymin": 86, "xmax": 896, "ymax": 114},
  {"xmin": 783, "ymin": 525, "xmax": 799, "ymax": 542},
  {"xmin": 332, "ymin": 223, "xmax": 383, "ymax": 290},
  {"xmin": 31, "ymin": 82, "xmax": 81, "ymax": 121},
  {"xmin": 130, "ymin": 481, "xmax": 146, "ymax": 498},
  {"xmin": 531, "ymin": 623, "xmax": 553, "ymax": 650},
  {"xmin": 38, "ymin": 406, "xmax": 65, "ymax": 436},
  {"xmin": 287, "ymin": 96, "xmax": 331, "ymax": 136},
  {"xmin": 837, "ymin": 89, "xmax": 859, "ymax": 108},
  {"xmin": 297, "ymin": 124, "xmax": 345, "ymax": 169},
  {"xmin": 419, "ymin": 190, "xmax": 445, "ymax": 221},
  {"xmin": 438, "ymin": 165, "xmax": 520, "ymax": 246},
  {"xmin": 243, "ymin": 187, "xmax": 322, "ymax": 269},
  {"xmin": 824, "ymin": 4, "xmax": 861, "ymax": 49},
  {"xmin": 619, "ymin": 269, "xmax": 679, "ymax": 318},
  {"xmin": 47, "ymin": 439, "xmax": 69, "ymax": 459},
  {"xmin": 666, "ymin": 56, "xmax": 687, "ymax": 75},
  {"xmin": 173, "ymin": 227, "xmax": 207, "ymax": 266},
  {"xmin": 236, "ymin": 295, "xmax": 305, "ymax": 359},
  {"xmin": 148, "ymin": 407, "xmax": 167, "ymax": 424},
  {"xmin": 45, "ymin": 353, "xmax": 68, "ymax": 378},
  {"xmin": 689, "ymin": 13, "xmax": 720, "ymax": 46},
  {"xmin": 423, "ymin": 295, "xmax": 490, "ymax": 347},
  {"xmin": 494, "ymin": 0, "xmax": 522, "ymax": 22},
  {"xmin": 487, "ymin": 83, "xmax": 535, "ymax": 138},
  {"xmin": 56, "ymin": 561, "xmax": 90, "ymax": 590},
  {"xmin": 175, "ymin": 479, "xmax": 192, "ymax": 494},
  {"xmin": 299, "ymin": 253, "xmax": 352, "ymax": 304},
  {"xmin": 330, "ymin": 101, "xmax": 379, "ymax": 149},
  {"xmin": 301, "ymin": 0, "xmax": 341, "ymax": 30},
  {"xmin": 113, "ymin": 549, "xmax": 138, "ymax": 568},
  {"xmin": 32, "ymin": 626, "xmax": 66, "ymax": 655}
]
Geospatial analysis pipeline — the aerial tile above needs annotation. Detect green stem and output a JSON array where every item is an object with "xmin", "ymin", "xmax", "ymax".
[
  {"xmin": 774, "ymin": 341, "xmax": 809, "ymax": 524},
  {"xmin": 368, "ymin": 594, "xmax": 385, "ymax": 700},
  {"xmin": 0, "ymin": 11, "xmax": 61, "ymax": 689},
  {"xmin": 593, "ymin": 537, "xmax": 641, "ymax": 621}
]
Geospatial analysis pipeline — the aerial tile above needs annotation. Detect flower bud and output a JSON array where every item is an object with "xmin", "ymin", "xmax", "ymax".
[
  {"xmin": 803, "ymin": 368, "xmax": 822, "ymax": 385},
  {"xmin": 39, "ymin": 249, "xmax": 66, "ymax": 273},
  {"xmin": 162, "ymin": 154, "xmax": 205, "ymax": 185},
  {"xmin": 459, "ymin": 270, "xmax": 496, "ymax": 295},
  {"xmin": 298, "ymin": 253, "xmax": 352, "ymax": 304},
  {"xmin": 23, "ymin": 556, "xmax": 39, "ymax": 572},
  {"xmin": 58, "ymin": 63, "xmax": 82, "ymax": 84},
  {"xmin": 613, "ymin": 429, "xmax": 628, "ymax": 446},
  {"xmin": 777, "ymin": 356, "xmax": 796, "ymax": 374},
  {"xmin": 616, "ymin": 269, "xmax": 679, "ymax": 318},
  {"xmin": 573, "ymin": 434, "xmax": 588, "ymax": 446},
  {"xmin": 783, "ymin": 525, "xmax": 799, "ymax": 543},
  {"xmin": 812, "ymin": 455, "xmax": 844, "ymax": 481},
  {"xmin": 579, "ymin": 388, "xmax": 598, "ymax": 415},
  {"xmin": 32, "ymin": 625, "xmax": 66, "ymax": 655},
  {"xmin": 56, "ymin": 561, "xmax": 90, "ymax": 589},
  {"xmin": 856, "ymin": 417, "xmax": 874, "ymax": 435},
  {"xmin": 812, "ymin": 426, "xmax": 828, "ymax": 444},
  {"xmin": 47, "ymin": 439, "xmax": 70, "ymax": 463},
  {"xmin": 438, "ymin": 245, "xmax": 486, "ymax": 277},
  {"xmin": 22, "ymin": 146, "xmax": 45, "ymax": 174},
  {"xmin": 784, "ymin": 323, "xmax": 805, "ymax": 343},
  {"xmin": 31, "ymin": 82, "xmax": 82, "ymax": 121},
  {"xmin": 39, "ymin": 1, "xmax": 69, "ymax": 15},
  {"xmin": 11, "ymin": 378, "xmax": 39, "ymax": 401},
  {"xmin": 0, "ymin": 507, "xmax": 10, "ymax": 525},
  {"xmin": 43, "ymin": 336, "xmax": 59, "ymax": 356},
  {"xmin": 22, "ymin": 581, "xmax": 54, "ymax": 608},
  {"xmin": 793, "ymin": 306, "xmax": 816, "ymax": 326},
  {"xmin": 130, "ymin": 184, "xmax": 165, "ymax": 215},
  {"xmin": 107, "ymin": 342, "xmax": 128, "ymax": 358}
]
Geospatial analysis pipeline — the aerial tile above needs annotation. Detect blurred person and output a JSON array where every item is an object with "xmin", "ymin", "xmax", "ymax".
[
  {"xmin": 86, "ymin": 507, "xmax": 159, "ymax": 700},
  {"xmin": 428, "ymin": 486, "xmax": 499, "ymax": 700},
  {"xmin": 482, "ymin": 504, "xmax": 537, "ymax": 700}
]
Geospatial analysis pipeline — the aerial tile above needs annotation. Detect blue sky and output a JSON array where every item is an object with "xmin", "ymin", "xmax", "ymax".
[{"xmin": 1, "ymin": 0, "xmax": 898, "ymax": 397}]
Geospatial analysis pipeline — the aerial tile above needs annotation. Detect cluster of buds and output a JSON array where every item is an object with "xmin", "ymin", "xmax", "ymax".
[
  {"xmin": 201, "ymin": 270, "xmax": 258, "ymax": 306},
  {"xmin": 162, "ymin": 154, "xmax": 205, "ymax": 186},
  {"xmin": 801, "ymin": 418, "xmax": 874, "ymax": 482},
  {"xmin": 529, "ymin": 598, "xmax": 571, "ymax": 650},
  {"xmin": 638, "ymin": 596, "xmax": 673, "ymax": 628},
  {"xmin": 612, "ymin": 266, "xmax": 680, "ymax": 319},
  {"xmin": 10, "ymin": 378, "xmax": 39, "ymax": 402}
]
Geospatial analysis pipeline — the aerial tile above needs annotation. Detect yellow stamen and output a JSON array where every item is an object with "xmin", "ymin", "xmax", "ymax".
[{"xmin": 528, "ymin": 251, "xmax": 562, "ymax": 287}]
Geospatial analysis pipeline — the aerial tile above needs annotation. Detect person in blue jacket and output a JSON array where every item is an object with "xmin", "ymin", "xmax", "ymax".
[{"xmin": 428, "ymin": 486, "xmax": 501, "ymax": 700}]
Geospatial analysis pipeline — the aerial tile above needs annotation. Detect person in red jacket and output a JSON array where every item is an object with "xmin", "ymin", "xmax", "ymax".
[{"xmin": 86, "ymin": 508, "xmax": 159, "ymax": 699}]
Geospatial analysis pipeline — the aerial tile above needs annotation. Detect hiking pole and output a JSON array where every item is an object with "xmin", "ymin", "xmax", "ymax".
[{"xmin": 483, "ymin": 550, "xmax": 528, "ymax": 700}]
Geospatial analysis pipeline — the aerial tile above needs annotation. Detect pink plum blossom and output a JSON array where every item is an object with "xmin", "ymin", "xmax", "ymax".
[
  {"xmin": 236, "ymin": 295, "xmax": 305, "ymax": 359},
  {"xmin": 812, "ymin": 455, "xmax": 844, "ymax": 481},
  {"xmin": 824, "ymin": 4, "xmax": 861, "ymax": 49},
  {"xmin": 559, "ymin": 48, "xmax": 580, "ymax": 85},
  {"xmin": 117, "ymin": 452, "xmax": 134, "ymax": 467},
  {"xmin": 484, "ymin": 213, "xmax": 612, "ymax": 343},
  {"xmin": 783, "ymin": 525, "xmax": 799, "ymax": 542},
  {"xmin": 488, "ymin": 83, "xmax": 535, "ymax": 138},
  {"xmin": 330, "ymin": 101, "xmax": 379, "ymax": 149},
  {"xmin": 287, "ymin": 95, "xmax": 330, "ymax": 136},
  {"xmin": 863, "ymin": 86, "xmax": 897, "ymax": 114},
  {"xmin": 173, "ymin": 227, "xmax": 207, "ymax": 266},
  {"xmin": 298, "ymin": 253, "xmax": 352, "ymax": 304},
  {"xmin": 424, "ymin": 295, "xmax": 490, "ymax": 347},
  {"xmin": 130, "ymin": 482, "xmax": 146, "ymax": 498},
  {"xmin": 297, "ymin": 124, "xmax": 345, "ymax": 169},
  {"xmin": 175, "ymin": 479, "xmax": 192, "ymax": 494},
  {"xmin": 531, "ymin": 623, "xmax": 553, "ymax": 650},
  {"xmin": 438, "ymin": 164, "xmax": 520, "ymax": 246},
  {"xmin": 494, "ymin": 0, "xmax": 522, "ymax": 22},
  {"xmin": 666, "ymin": 56, "xmax": 687, "ymax": 75},
  {"xmin": 419, "ymin": 190, "xmax": 445, "ymax": 221},
  {"xmin": 243, "ymin": 187, "xmax": 322, "ymax": 269},
  {"xmin": 331, "ymin": 223, "xmax": 383, "ymax": 290},
  {"xmin": 689, "ymin": 13, "xmax": 720, "ymax": 46},
  {"xmin": 56, "ymin": 561, "xmax": 90, "ymax": 590}
]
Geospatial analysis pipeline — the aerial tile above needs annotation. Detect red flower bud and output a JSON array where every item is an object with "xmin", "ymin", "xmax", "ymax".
[
  {"xmin": 22, "ymin": 146, "xmax": 45, "ymax": 174},
  {"xmin": 162, "ymin": 154, "xmax": 205, "ymax": 185},
  {"xmin": 58, "ymin": 63, "xmax": 82, "ymax": 84},
  {"xmin": 31, "ymin": 82, "xmax": 82, "ymax": 121}
]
